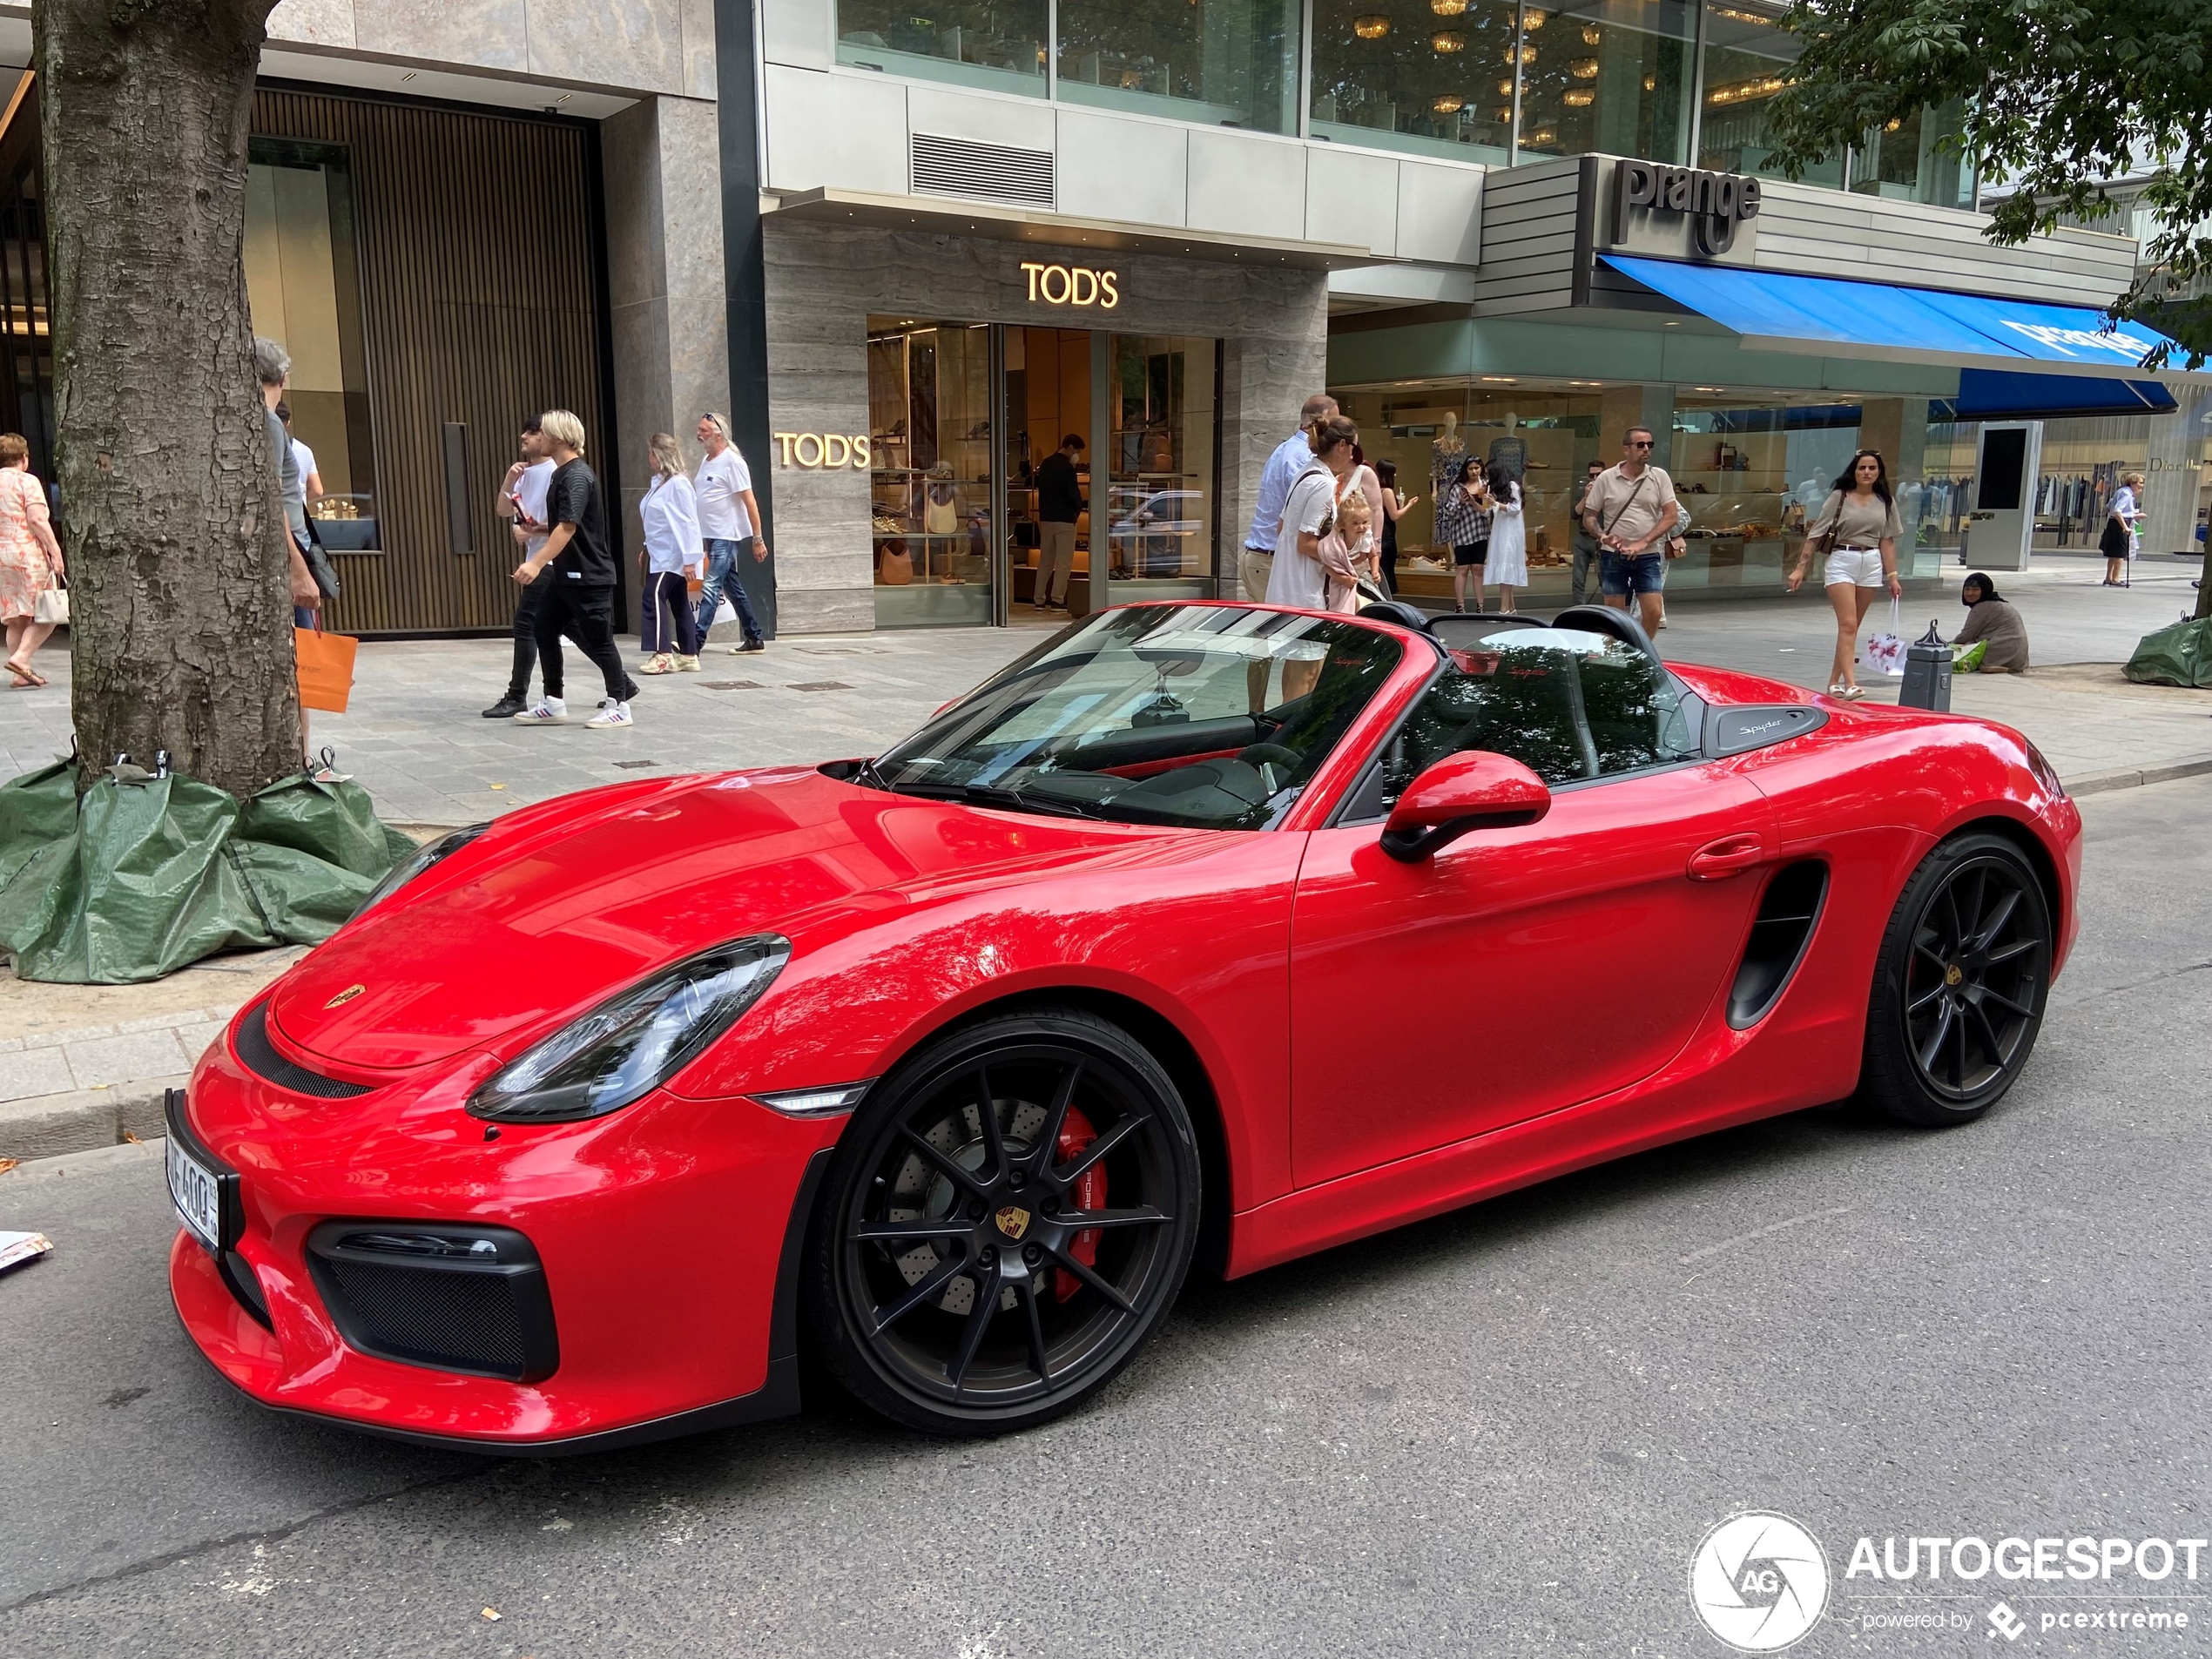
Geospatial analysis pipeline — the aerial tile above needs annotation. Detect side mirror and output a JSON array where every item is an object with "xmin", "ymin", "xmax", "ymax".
[{"xmin": 1380, "ymin": 751, "xmax": 1551, "ymax": 862}]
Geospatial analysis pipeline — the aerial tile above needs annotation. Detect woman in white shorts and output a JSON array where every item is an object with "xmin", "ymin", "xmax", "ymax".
[{"xmin": 1786, "ymin": 449, "xmax": 1904, "ymax": 700}]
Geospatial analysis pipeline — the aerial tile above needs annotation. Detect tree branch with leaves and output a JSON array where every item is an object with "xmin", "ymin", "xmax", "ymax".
[{"xmin": 1764, "ymin": 0, "xmax": 2212, "ymax": 368}]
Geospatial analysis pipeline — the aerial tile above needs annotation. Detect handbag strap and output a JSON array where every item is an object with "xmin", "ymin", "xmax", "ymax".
[{"xmin": 1599, "ymin": 471, "xmax": 1652, "ymax": 537}]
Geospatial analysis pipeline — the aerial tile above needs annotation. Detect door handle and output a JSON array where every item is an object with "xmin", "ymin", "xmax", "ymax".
[{"xmin": 1688, "ymin": 832, "xmax": 1766, "ymax": 880}]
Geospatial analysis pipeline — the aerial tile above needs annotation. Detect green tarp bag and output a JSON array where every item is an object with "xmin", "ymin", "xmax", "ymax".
[
  {"xmin": 2123, "ymin": 617, "xmax": 2212, "ymax": 689},
  {"xmin": 0, "ymin": 765, "xmax": 417, "ymax": 984}
]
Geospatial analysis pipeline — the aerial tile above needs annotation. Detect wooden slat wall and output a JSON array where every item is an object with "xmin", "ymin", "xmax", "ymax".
[{"xmin": 252, "ymin": 88, "xmax": 610, "ymax": 635}]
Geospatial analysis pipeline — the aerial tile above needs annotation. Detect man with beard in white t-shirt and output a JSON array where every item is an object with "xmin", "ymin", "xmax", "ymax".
[
  {"xmin": 691, "ymin": 412, "xmax": 772, "ymax": 653},
  {"xmin": 482, "ymin": 417, "xmax": 559, "ymax": 718}
]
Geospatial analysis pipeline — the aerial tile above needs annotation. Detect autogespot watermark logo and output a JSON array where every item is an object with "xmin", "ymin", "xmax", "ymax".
[{"xmin": 1689, "ymin": 1512, "xmax": 1831, "ymax": 1652}]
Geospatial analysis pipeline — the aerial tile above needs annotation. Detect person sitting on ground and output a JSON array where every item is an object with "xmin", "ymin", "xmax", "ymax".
[{"xmin": 1952, "ymin": 571, "xmax": 2029, "ymax": 673}]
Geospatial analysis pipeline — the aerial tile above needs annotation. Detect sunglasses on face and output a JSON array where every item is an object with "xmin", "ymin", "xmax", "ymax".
[{"xmin": 1627, "ymin": 440, "xmax": 1654, "ymax": 449}]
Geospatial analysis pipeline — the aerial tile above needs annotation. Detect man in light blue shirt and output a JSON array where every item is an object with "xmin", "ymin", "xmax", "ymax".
[{"xmin": 1240, "ymin": 394, "xmax": 1337, "ymax": 602}]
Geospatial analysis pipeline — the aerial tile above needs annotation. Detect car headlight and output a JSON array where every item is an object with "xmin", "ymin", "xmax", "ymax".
[
  {"xmin": 468, "ymin": 936, "xmax": 792, "ymax": 1123},
  {"xmin": 356, "ymin": 822, "xmax": 491, "ymax": 917}
]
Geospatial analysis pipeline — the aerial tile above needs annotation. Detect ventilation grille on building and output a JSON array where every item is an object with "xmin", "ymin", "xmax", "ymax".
[{"xmin": 910, "ymin": 133, "xmax": 1055, "ymax": 210}]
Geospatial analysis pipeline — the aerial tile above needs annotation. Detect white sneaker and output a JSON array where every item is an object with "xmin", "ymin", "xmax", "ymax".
[
  {"xmin": 513, "ymin": 697, "xmax": 568, "ymax": 725},
  {"xmin": 585, "ymin": 699, "xmax": 634, "ymax": 730}
]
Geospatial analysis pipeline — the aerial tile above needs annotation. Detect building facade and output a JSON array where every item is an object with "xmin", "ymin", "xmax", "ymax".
[{"xmin": 0, "ymin": 0, "xmax": 2201, "ymax": 635}]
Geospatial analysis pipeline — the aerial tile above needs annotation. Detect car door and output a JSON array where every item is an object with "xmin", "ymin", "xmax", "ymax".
[{"xmin": 1288, "ymin": 627, "xmax": 1777, "ymax": 1188}]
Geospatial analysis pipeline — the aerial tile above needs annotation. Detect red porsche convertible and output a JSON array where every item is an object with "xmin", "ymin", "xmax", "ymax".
[{"xmin": 167, "ymin": 600, "xmax": 2080, "ymax": 1447}]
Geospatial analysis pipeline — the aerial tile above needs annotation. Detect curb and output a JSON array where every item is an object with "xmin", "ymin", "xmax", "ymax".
[
  {"xmin": 2065, "ymin": 755, "xmax": 2212, "ymax": 799},
  {"xmin": 0, "ymin": 1076, "xmax": 186, "ymax": 1163},
  {"xmin": 0, "ymin": 1136, "xmax": 165, "ymax": 1182}
]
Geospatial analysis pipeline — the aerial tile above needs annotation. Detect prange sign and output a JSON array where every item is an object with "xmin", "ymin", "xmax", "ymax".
[{"xmin": 1612, "ymin": 158, "xmax": 1763, "ymax": 258}]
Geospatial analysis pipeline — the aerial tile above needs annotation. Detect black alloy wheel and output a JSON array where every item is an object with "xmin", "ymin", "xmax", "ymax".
[
  {"xmin": 1860, "ymin": 831, "xmax": 2054, "ymax": 1126},
  {"xmin": 805, "ymin": 1007, "xmax": 1201, "ymax": 1435}
]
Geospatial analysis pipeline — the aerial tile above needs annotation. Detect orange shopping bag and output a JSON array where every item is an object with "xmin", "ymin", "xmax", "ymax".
[{"xmin": 294, "ymin": 624, "xmax": 357, "ymax": 714}]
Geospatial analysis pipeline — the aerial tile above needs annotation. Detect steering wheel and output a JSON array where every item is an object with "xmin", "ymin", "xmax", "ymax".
[{"xmin": 1236, "ymin": 742, "xmax": 1303, "ymax": 794}]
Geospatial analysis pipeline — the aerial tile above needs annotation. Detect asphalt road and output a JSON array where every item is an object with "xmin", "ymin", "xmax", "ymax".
[{"xmin": 3, "ymin": 776, "xmax": 2209, "ymax": 1658}]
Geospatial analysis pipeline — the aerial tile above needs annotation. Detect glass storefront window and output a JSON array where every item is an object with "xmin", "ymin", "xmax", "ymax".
[
  {"xmin": 1104, "ymin": 334, "xmax": 1217, "ymax": 582},
  {"xmin": 1516, "ymin": 0, "xmax": 1694, "ymax": 165},
  {"xmin": 837, "ymin": 0, "xmax": 1048, "ymax": 96},
  {"xmin": 1059, "ymin": 0, "xmax": 1299, "ymax": 132},
  {"xmin": 868, "ymin": 318, "xmax": 997, "ymax": 627},
  {"xmin": 1851, "ymin": 99, "xmax": 1971, "ymax": 208},
  {"xmin": 1696, "ymin": 0, "xmax": 1842, "ymax": 186},
  {"xmin": 1308, "ymin": 0, "xmax": 1515, "ymax": 161},
  {"xmin": 245, "ymin": 138, "xmax": 379, "ymax": 552}
]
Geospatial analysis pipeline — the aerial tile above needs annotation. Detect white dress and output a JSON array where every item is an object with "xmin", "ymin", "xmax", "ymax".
[{"xmin": 1485, "ymin": 480, "xmax": 1527, "ymax": 585}]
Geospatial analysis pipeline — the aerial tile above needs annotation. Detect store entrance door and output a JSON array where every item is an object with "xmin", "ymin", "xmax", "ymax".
[
  {"xmin": 1001, "ymin": 326, "xmax": 1224, "ymax": 624},
  {"xmin": 1001, "ymin": 327, "xmax": 1103, "ymax": 624}
]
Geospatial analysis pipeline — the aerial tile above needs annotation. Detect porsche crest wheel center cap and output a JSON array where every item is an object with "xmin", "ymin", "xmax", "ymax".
[
  {"xmin": 1945, "ymin": 963, "xmax": 1964, "ymax": 987},
  {"xmin": 994, "ymin": 1205, "xmax": 1032, "ymax": 1241}
]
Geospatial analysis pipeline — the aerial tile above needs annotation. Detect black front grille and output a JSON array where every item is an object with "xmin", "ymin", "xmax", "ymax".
[
  {"xmin": 307, "ymin": 1222, "xmax": 558, "ymax": 1383},
  {"xmin": 235, "ymin": 1005, "xmax": 373, "ymax": 1099}
]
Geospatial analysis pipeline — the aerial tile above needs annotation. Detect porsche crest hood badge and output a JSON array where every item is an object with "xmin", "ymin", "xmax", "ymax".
[{"xmin": 324, "ymin": 983, "xmax": 368, "ymax": 1008}]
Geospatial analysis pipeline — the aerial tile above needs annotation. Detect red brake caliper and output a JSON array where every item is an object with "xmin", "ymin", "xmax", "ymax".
[{"xmin": 1054, "ymin": 1106, "xmax": 1107, "ymax": 1303}]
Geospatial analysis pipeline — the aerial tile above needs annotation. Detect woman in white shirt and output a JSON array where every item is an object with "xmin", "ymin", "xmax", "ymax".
[
  {"xmin": 2101, "ymin": 471, "xmax": 2143, "ymax": 587},
  {"xmin": 638, "ymin": 432, "xmax": 704, "ymax": 674},
  {"xmin": 1482, "ymin": 461, "xmax": 1527, "ymax": 611}
]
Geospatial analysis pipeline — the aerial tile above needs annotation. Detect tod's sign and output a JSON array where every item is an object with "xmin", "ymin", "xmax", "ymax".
[{"xmin": 1610, "ymin": 158, "xmax": 1762, "ymax": 260}]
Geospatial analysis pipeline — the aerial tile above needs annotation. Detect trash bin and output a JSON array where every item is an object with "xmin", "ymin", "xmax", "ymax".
[{"xmin": 1899, "ymin": 622, "xmax": 1952, "ymax": 711}]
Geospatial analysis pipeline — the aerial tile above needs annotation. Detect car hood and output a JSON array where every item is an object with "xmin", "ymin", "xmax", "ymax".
[{"xmin": 270, "ymin": 768, "xmax": 1168, "ymax": 1070}]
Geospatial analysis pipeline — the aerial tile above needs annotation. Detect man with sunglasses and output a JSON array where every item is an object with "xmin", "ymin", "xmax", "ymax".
[{"xmin": 1582, "ymin": 426, "xmax": 1681, "ymax": 637}]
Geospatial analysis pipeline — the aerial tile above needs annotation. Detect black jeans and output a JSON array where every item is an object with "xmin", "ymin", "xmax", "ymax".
[
  {"xmin": 504, "ymin": 574, "xmax": 550, "ymax": 699},
  {"xmin": 530, "ymin": 581, "xmax": 630, "ymax": 703}
]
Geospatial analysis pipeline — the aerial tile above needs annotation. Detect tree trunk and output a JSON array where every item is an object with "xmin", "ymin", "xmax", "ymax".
[{"xmin": 34, "ymin": 0, "xmax": 300, "ymax": 796}]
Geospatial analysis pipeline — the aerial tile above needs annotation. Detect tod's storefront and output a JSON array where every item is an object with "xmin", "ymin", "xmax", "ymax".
[{"xmin": 756, "ymin": 198, "xmax": 1352, "ymax": 631}]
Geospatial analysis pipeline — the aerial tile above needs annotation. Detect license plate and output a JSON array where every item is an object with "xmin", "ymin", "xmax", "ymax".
[{"xmin": 166, "ymin": 1133, "xmax": 225, "ymax": 1253}]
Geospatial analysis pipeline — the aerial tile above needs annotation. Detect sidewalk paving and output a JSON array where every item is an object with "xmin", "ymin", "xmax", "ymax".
[{"xmin": 3, "ymin": 560, "xmax": 2208, "ymax": 1160}]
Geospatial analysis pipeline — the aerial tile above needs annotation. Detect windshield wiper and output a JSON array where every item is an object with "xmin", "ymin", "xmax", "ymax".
[
  {"xmin": 958, "ymin": 784, "xmax": 1102, "ymax": 819},
  {"xmin": 869, "ymin": 776, "xmax": 1103, "ymax": 819}
]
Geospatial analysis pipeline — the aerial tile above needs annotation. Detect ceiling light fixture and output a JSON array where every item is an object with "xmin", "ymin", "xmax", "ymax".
[
  {"xmin": 1581, "ymin": 24, "xmax": 1601, "ymax": 43},
  {"xmin": 1570, "ymin": 56, "xmax": 1600, "ymax": 78},
  {"xmin": 1353, "ymin": 12, "xmax": 1392, "ymax": 37},
  {"xmin": 1431, "ymin": 0, "xmax": 1469, "ymax": 13},
  {"xmin": 1432, "ymin": 94, "xmax": 1467, "ymax": 113},
  {"xmin": 1563, "ymin": 88, "xmax": 1594, "ymax": 106},
  {"xmin": 1432, "ymin": 30, "xmax": 1466, "ymax": 51}
]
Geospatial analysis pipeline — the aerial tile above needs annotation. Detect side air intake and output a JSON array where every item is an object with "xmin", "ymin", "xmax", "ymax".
[{"xmin": 1728, "ymin": 860, "xmax": 1828, "ymax": 1029}]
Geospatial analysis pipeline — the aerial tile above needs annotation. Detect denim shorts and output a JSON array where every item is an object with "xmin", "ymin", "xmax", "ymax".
[{"xmin": 1600, "ymin": 550, "xmax": 1666, "ymax": 597}]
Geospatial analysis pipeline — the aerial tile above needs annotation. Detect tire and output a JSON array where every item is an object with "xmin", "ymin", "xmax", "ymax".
[
  {"xmin": 803, "ymin": 1006, "xmax": 1202, "ymax": 1436},
  {"xmin": 1859, "ymin": 830, "xmax": 2054, "ymax": 1127}
]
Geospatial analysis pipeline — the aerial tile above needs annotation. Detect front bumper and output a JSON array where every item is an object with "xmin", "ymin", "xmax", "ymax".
[{"xmin": 168, "ymin": 1020, "xmax": 841, "ymax": 1453}]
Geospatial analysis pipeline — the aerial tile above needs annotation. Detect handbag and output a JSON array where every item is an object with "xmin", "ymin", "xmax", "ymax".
[
  {"xmin": 33, "ymin": 571, "xmax": 67, "ymax": 625},
  {"xmin": 1865, "ymin": 598, "xmax": 1908, "ymax": 678},
  {"xmin": 303, "ymin": 533, "xmax": 341, "ymax": 600},
  {"xmin": 294, "ymin": 621, "xmax": 358, "ymax": 713}
]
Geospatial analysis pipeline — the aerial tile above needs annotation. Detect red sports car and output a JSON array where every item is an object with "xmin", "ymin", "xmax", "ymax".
[{"xmin": 167, "ymin": 600, "xmax": 2080, "ymax": 1447}]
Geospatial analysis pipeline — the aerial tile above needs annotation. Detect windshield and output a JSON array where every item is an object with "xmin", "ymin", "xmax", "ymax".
[{"xmin": 867, "ymin": 604, "xmax": 1404, "ymax": 829}]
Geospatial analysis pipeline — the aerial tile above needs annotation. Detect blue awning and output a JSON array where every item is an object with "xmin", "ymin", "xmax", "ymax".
[
  {"xmin": 1943, "ymin": 369, "xmax": 2176, "ymax": 421},
  {"xmin": 1599, "ymin": 254, "xmax": 2194, "ymax": 379}
]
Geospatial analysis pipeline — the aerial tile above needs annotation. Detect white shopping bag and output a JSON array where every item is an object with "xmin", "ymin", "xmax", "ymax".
[
  {"xmin": 1865, "ymin": 597, "xmax": 1907, "ymax": 678},
  {"xmin": 712, "ymin": 596, "xmax": 738, "ymax": 627}
]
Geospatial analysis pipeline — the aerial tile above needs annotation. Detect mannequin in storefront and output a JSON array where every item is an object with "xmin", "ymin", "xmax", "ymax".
[{"xmin": 1431, "ymin": 414, "xmax": 1468, "ymax": 529}]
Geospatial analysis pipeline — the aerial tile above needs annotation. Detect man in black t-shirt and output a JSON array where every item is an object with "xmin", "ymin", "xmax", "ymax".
[
  {"xmin": 1034, "ymin": 433, "xmax": 1083, "ymax": 610},
  {"xmin": 510, "ymin": 409, "xmax": 638, "ymax": 727}
]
